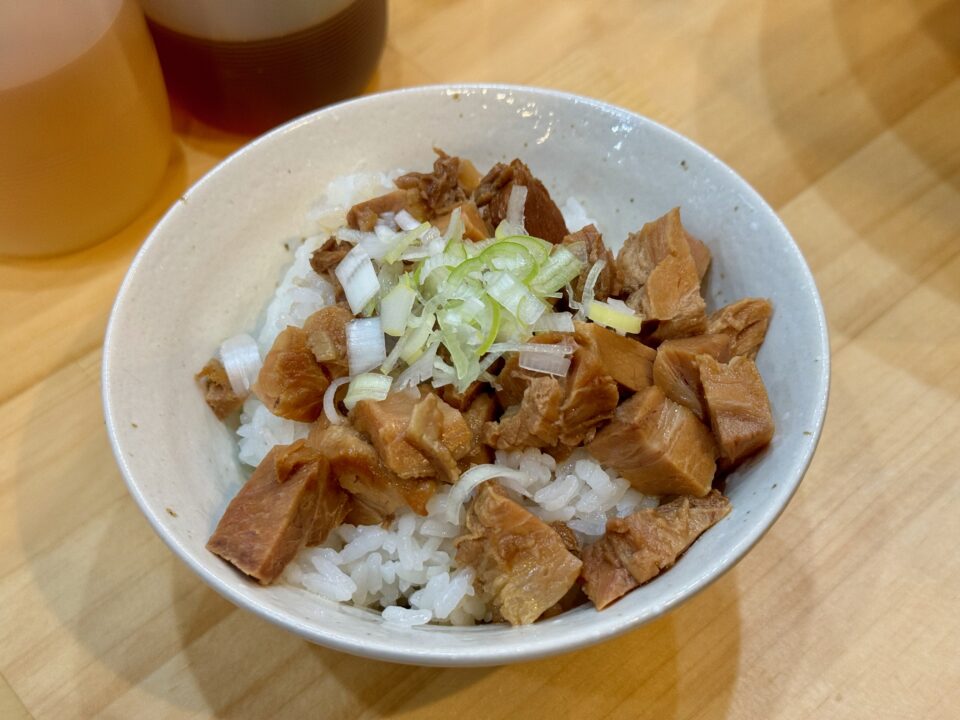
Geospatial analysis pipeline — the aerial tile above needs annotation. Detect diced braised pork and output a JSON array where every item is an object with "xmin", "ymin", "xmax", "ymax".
[
  {"xmin": 440, "ymin": 380, "xmax": 485, "ymax": 411},
  {"xmin": 352, "ymin": 390, "xmax": 436, "ymax": 479},
  {"xmin": 395, "ymin": 149, "xmax": 475, "ymax": 218},
  {"xmin": 308, "ymin": 236, "xmax": 349, "ymax": 300},
  {"xmin": 652, "ymin": 334, "xmax": 732, "ymax": 419},
  {"xmin": 207, "ymin": 440, "xmax": 329, "ymax": 584},
  {"xmin": 493, "ymin": 332, "xmax": 569, "ymax": 407},
  {"xmin": 254, "ymin": 326, "xmax": 330, "ymax": 422},
  {"xmin": 352, "ymin": 389, "xmax": 472, "ymax": 480},
  {"xmin": 617, "ymin": 208, "xmax": 707, "ymax": 340},
  {"xmin": 581, "ymin": 490, "xmax": 731, "ymax": 609},
  {"xmin": 308, "ymin": 423, "xmax": 437, "ymax": 523},
  {"xmin": 196, "ymin": 358, "xmax": 243, "ymax": 420},
  {"xmin": 460, "ymin": 392, "xmax": 497, "ymax": 468},
  {"xmin": 457, "ymin": 158, "xmax": 483, "ymax": 193},
  {"xmin": 483, "ymin": 376, "xmax": 563, "ymax": 450},
  {"xmin": 685, "ymin": 232, "xmax": 712, "ymax": 280},
  {"xmin": 434, "ymin": 199, "xmax": 491, "ymax": 241},
  {"xmin": 707, "ymin": 298, "xmax": 773, "ymax": 359},
  {"xmin": 474, "ymin": 159, "xmax": 569, "ymax": 243},
  {"xmin": 405, "ymin": 393, "xmax": 472, "ymax": 483},
  {"xmin": 574, "ymin": 321, "xmax": 655, "ymax": 392},
  {"xmin": 346, "ymin": 188, "xmax": 425, "ymax": 231},
  {"xmin": 302, "ymin": 304, "xmax": 352, "ymax": 378},
  {"xmin": 308, "ymin": 476, "xmax": 351, "ymax": 546},
  {"xmin": 550, "ymin": 521, "xmax": 582, "ymax": 558},
  {"xmin": 562, "ymin": 224, "xmax": 622, "ymax": 301},
  {"xmin": 558, "ymin": 339, "xmax": 620, "ymax": 446},
  {"xmin": 586, "ymin": 386, "xmax": 717, "ymax": 497},
  {"xmin": 309, "ymin": 235, "xmax": 350, "ymax": 275},
  {"xmin": 455, "ymin": 482, "xmax": 582, "ymax": 624},
  {"xmin": 698, "ymin": 355, "xmax": 775, "ymax": 465}
]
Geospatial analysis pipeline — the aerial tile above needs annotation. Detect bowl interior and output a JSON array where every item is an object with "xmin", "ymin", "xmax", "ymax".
[{"xmin": 103, "ymin": 85, "xmax": 829, "ymax": 666}]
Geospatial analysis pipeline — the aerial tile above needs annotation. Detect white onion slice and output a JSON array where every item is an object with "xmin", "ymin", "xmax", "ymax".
[
  {"xmin": 505, "ymin": 184, "xmax": 528, "ymax": 229},
  {"xmin": 445, "ymin": 465, "xmax": 533, "ymax": 524},
  {"xmin": 442, "ymin": 206, "xmax": 464, "ymax": 245},
  {"xmin": 395, "ymin": 341, "xmax": 440, "ymax": 388},
  {"xmin": 379, "ymin": 283, "xmax": 416, "ymax": 337},
  {"xmin": 218, "ymin": 333, "xmax": 261, "ymax": 396},
  {"xmin": 486, "ymin": 341, "xmax": 575, "ymax": 356},
  {"xmin": 519, "ymin": 351, "xmax": 571, "ymax": 377},
  {"xmin": 335, "ymin": 227, "xmax": 370, "ymax": 244},
  {"xmin": 343, "ymin": 373, "xmax": 393, "ymax": 411},
  {"xmin": 576, "ymin": 258, "xmax": 606, "ymax": 320},
  {"xmin": 374, "ymin": 223, "xmax": 397, "ymax": 241},
  {"xmin": 335, "ymin": 245, "xmax": 380, "ymax": 313},
  {"xmin": 346, "ymin": 317, "xmax": 386, "ymax": 376},
  {"xmin": 322, "ymin": 376, "xmax": 351, "ymax": 425},
  {"xmin": 532, "ymin": 311, "xmax": 575, "ymax": 333},
  {"xmin": 395, "ymin": 209, "xmax": 420, "ymax": 231}
]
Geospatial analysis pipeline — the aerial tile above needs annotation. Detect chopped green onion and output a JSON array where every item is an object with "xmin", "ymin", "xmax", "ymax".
[
  {"xmin": 485, "ymin": 270, "xmax": 546, "ymax": 325},
  {"xmin": 383, "ymin": 222, "xmax": 431, "ymax": 264},
  {"xmin": 343, "ymin": 373, "xmax": 393, "ymax": 410},
  {"xmin": 399, "ymin": 312, "xmax": 435, "ymax": 363},
  {"xmin": 531, "ymin": 246, "xmax": 583, "ymax": 294},
  {"xmin": 346, "ymin": 316, "xmax": 386, "ymax": 375},
  {"xmin": 577, "ymin": 258, "xmax": 607, "ymax": 319},
  {"xmin": 587, "ymin": 299, "xmax": 642, "ymax": 334},
  {"xmin": 479, "ymin": 297, "xmax": 501, "ymax": 354},
  {"xmin": 323, "ymin": 376, "xmax": 351, "ymax": 424},
  {"xmin": 495, "ymin": 219, "xmax": 526, "ymax": 239},
  {"xmin": 533, "ymin": 311, "xmax": 575, "ymax": 333},
  {"xmin": 519, "ymin": 351, "xmax": 571, "ymax": 377},
  {"xmin": 335, "ymin": 245, "xmax": 381, "ymax": 314},
  {"xmin": 442, "ymin": 206, "xmax": 465, "ymax": 247},
  {"xmin": 379, "ymin": 282, "xmax": 416, "ymax": 336},
  {"xmin": 494, "ymin": 233, "xmax": 552, "ymax": 262},
  {"xmin": 396, "ymin": 341, "xmax": 439, "ymax": 388},
  {"xmin": 377, "ymin": 261, "xmax": 403, "ymax": 296},
  {"xmin": 445, "ymin": 256, "xmax": 486, "ymax": 290},
  {"xmin": 481, "ymin": 241, "xmax": 537, "ymax": 279},
  {"xmin": 381, "ymin": 336, "xmax": 405, "ymax": 374},
  {"xmin": 395, "ymin": 209, "xmax": 420, "ymax": 231},
  {"xmin": 505, "ymin": 184, "xmax": 528, "ymax": 229},
  {"xmin": 486, "ymin": 341, "xmax": 574, "ymax": 356}
]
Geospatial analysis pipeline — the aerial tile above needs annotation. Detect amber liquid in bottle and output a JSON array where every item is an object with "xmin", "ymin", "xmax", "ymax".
[
  {"xmin": 0, "ymin": 0, "xmax": 171, "ymax": 256},
  {"xmin": 146, "ymin": 0, "xmax": 387, "ymax": 135}
]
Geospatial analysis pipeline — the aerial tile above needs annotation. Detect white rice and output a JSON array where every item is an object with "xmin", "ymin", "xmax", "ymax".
[
  {"xmin": 560, "ymin": 196, "xmax": 597, "ymax": 233},
  {"xmin": 234, "ymin": 171, "xmax": 653, "ymax": 625}
]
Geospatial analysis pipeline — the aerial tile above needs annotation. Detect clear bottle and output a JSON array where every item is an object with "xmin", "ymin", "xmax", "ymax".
[
  {"xmin": 0, "ymin": 0, "xmax": 172, "ymax": 257},
  {"xmin": 140, "ymin": 0, "xmax": 388, "ymax": 135}
]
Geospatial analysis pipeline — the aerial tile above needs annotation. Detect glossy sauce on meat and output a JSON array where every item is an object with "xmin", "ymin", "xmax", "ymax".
[
  {"xmin": 617, "ymin": 207, "xmax": 707, "ymax": 340},
  {"xmin": 455, "ymin": 482, "xmax": 582, "ymax": 624},
  {"xmin": 254, "ymin": 326, "xmax": 330, "ymax": 422},
  {"xmin": 581, "ymin": 490, "xmax": 731, "ymax": 609},
  {"xmin": 699, "ymin": 354, "xmax": 775, "ymax": 465},
  {"xmin": 207, "ymin": 440, "xmax": 331, "ymax": 584},
  {"xmin": 652, "ymin": 333, "xmax": 732, "ymax": 419},
  {"xmin": 586, "ymin": 386, "xmax": 717, "ymax": 497}
]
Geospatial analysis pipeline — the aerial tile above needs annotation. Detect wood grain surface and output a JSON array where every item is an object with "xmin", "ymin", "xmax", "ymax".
[{"xmin": 2, "ymin": 0, "xmax": 958, "ymax": 717}]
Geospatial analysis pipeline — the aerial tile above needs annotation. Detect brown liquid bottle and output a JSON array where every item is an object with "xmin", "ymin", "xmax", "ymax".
[{"xmin": 139, "ymin": 0, "xmax": 387, "ymax": 135}]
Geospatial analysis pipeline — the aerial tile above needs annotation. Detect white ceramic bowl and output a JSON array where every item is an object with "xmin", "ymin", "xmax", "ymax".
[{"xmin": 103, "ymin": 84, "xmax": 829, "ymax": 666}]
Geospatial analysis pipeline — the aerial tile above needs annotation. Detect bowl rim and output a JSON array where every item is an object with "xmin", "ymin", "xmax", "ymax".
[{"xmin": 103, "ymin": 82, "xmax": 830, "ymax": 666}]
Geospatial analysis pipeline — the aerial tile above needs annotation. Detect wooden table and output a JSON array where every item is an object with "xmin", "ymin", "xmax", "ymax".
[{"xmin": 2, "ymin": 0, "xmax": 958, "ymax": 717}]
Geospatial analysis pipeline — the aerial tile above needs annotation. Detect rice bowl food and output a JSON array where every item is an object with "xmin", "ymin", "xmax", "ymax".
[
  {"xmin": 103, "ymin": 84, "xmax": 831, "ymax": 665},
  {"xmin": 196, "ymin": 151, "xmax": 775, "ymax": 627}
]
